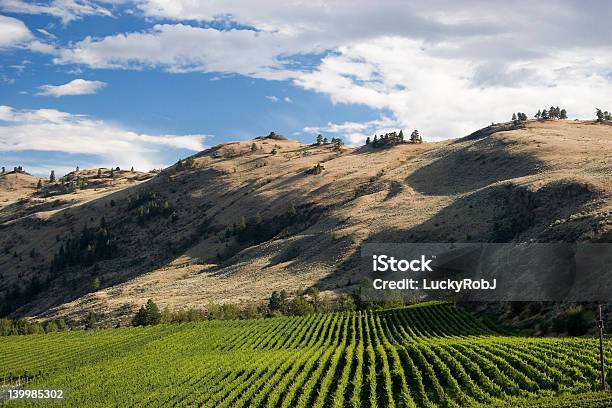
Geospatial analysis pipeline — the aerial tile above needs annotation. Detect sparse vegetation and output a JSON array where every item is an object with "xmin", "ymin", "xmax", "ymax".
[
  {"xmin": 535, "ymin": 106, "xmax": 567, "ymax": 120},
  {"xmin": 50, "ymin": 219, "xmax": 118, "ymax": 272},
  {"xmin": 595, "ymin": 108, "xmax": 612, "ymax": 122}
]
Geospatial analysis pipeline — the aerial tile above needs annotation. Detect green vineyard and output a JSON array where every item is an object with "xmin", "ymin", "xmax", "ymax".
[{"xmin": 1, "ymin": 303, "xmax": 611, "ymax": 407}]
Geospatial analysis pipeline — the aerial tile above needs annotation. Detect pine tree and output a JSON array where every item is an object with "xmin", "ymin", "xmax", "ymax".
[
  {"xmin": 251, "ymin": 142, "xmax": 257, "ymax": 153},
  {"xmin": 410, "ymin": 130, "xmax": 421, "ymax": 143},
  {"xmin": 541, "ymin": 109, "xmax": 549, "ymax": 119},
  {"xmin": 373, "ymin": 135, "xmax": 378, "ymax": 146},
  {"xmin": 535, "ymin": 109, "xmax": 541, "ymax": 119},
  {"xmin": 323, "ymin": 137, "xmax": 328, "ymax": 144},
  {"xmin": 49, "ymin": 170, "xmax": 55, "ymax": 182},
  {"xmin": 596, "ymin": 108, "xmax": 604, "ymax": 122},
  {"xmin": 316, "ymin": 134, "xmax": 323, "ymax": 145},
  {"xmin": 559, "ymin": 109, "xmax": 567, "ymax": 119},
  {"xmin": 131, "ymin": 166, "xmax": 135, "ymax": 172},
  {"xmin": 398, "ymin": 129, "xmax": 404, "ymax": 142},
  {"xmin": 1, "ymin": 166, "xmax": 4, "ymax": 173},
  {"xmin": 365, "ymin": 136, "xmax": 371, "ymax": 145},
  {"xmin": 132, "ymin": 299, "xmax": 162, "ymax": 326},
  {"xmin": 512, "ymin": 113, "xmax": 517, "ymax": 121},
  {"xmin": 37, "ymin": 179, "xmax": 42, "ymax": 190}
]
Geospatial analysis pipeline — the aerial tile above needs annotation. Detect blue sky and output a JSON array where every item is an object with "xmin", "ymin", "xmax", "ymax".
[{"xmin": 1, "ymin": 1, "xmax": 611, "ymax": 175}]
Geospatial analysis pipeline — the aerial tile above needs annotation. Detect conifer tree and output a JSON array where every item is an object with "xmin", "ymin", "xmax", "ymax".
[
  {"xmin": 49, "ymin": 170, "xmax": 55, "ymax": 182},
  {"xmin": 37, "ymin": 179, "xmax": 42, "ymax": 190},
  {"xmin": 316, "ymin": 134, "xmax": 323, "ymax": 145},
  {"xmin": 365, "ymin": 136, "xmax": 371, "ymax": 145}
]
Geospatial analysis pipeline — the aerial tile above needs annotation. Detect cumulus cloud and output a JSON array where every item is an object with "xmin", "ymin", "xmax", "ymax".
[
  {"xmin": 0, "ymin": 105, "xmax": 208, "ymax": 171},
  {"xmin": 0, "ymin": 0, "xmax": 112, "ymax": 24},
  {"xmin": 54, "ymin": 23, "xmax": 313, "ymax": 80},
  {"xmin": 0, "ymin": 14, "xmax": 32, "ymax": 48},
  {"xmin": 37, "ymin": 78, "xmax": 107, "ymax": 97},
  {"xmin": 297, "ymin": 38, "xmax": 612, "ymax": 140},
  {"xmin": 7, "ymin": 1, "xmax": 612, "ymax": 140},
  {"xmin": 46, "ymin": 1, "xmax": 612, "ymax": 140}
]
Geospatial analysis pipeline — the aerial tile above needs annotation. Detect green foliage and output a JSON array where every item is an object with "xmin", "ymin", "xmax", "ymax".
[
  {"xmin": 50, "ymin": 221, "xmax": 118, "ymax": 272},
  {"xmin": 596, "ymin": 108, "xmax": 612, "ymax": 122},
  {"xmin": 127, "ymin": 190, "xmax": 176, "ymax": 224},
  {"xmin": 2, "ymin": 303, "xmax": 610, "ymax": 406},
  {"xmin": 132, "ymin": 299, "xmax": 162, "ymax": 327},
  {"xmin": 316, "ymin": 134, "xmax": 323, "ymax": 145}
]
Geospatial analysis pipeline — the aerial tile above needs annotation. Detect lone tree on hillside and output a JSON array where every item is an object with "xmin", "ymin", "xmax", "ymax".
[
  {"xmin": 251, "ymin": 142, "xmax": 257, "ymax": 153},
  {"xmin": 316, "ymin": 134, "xmax": 323, "ymax": 145},
  {"xmin": 49, "ymin": 170, "xmax": 55, "ymax": 182},
  {"xmin": 132, "ymin": 299, "xmax": 162, "ymax": 326},
  {"xmin": 596, "ymin": 108, "xmax": 612, "ymax": 122},
  {"xmin": 410, "ymin": 130, "xmax": 422, "ymax": 144},
  {"xmin": 37, "ymin": 179, "xmax": 42, "ymax": 190}
]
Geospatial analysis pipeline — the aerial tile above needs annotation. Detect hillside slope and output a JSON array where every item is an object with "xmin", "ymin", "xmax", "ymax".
[{"xmin": 0, "ymin": 121, "xmax": 611, "ymax": 323}]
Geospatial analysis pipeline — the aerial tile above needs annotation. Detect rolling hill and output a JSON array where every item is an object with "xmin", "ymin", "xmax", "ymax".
[{"xmin": 0, "ymin": 120, "xmax": 611, "ymax": 324}]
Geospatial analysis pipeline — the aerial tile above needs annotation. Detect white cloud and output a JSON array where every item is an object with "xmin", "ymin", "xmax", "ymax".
[
  {"xmin": 297, "ymin": 37, "xmax": 612, "ymax": 141},
  {"xmin": 54, "ymin": 23, "xmax": 313, "ymax": 80},
  {"xmin": 302, "ymin": 116, "xmax": 400, "ymax": 146},
  {"xmin": 265, "ymin": 95, "xmax": 278, "ymax": 102},
  {"xmin": 0, "ymin": 0, "xmax": 112, "ymax": 24},
  {"xmin": 0, "ymin": 14, "xmax": 32, "ymax": 48},
  {"xmin": 283, "ymin": 96, "xmax": 292, "ymax": 103},
  {"xmin": 37, "ymin": 78, "xmax": 107, "ymax": 97},
  {"xmin": 6, "ymin": 1, "xmax": 608, "ymax": 141},
  {"xmin": 36, "ymin": 28, "xmax": 56, "ymax": 39},
  {"xmin": 0, "ymin": 105, "xmax": 208, "ymax": 171}
]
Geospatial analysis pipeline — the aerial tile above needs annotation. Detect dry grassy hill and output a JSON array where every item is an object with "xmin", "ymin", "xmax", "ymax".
[{"xmin": 0, "ymin": 120, "xmax": 610, "ymax": 324}]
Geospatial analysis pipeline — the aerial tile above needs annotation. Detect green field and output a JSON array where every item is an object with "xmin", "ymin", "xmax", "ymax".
[{"xmin": 1, "ymin": 303, "xmax": 611, "ymax": 407}]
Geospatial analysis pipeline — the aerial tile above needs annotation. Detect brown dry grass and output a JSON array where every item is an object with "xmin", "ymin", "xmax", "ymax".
[{"xmin": 1, "ymin": 120, "xmax": 610, "ymax": 323}]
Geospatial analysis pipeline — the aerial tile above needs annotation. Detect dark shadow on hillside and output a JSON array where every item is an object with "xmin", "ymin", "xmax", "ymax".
[
  {"xmin": 405, "ymin": 137, "xmax": 544, "ymax": 196},
  {"xmin": 321, "ymin": 179, "xmax": 600, "ymax": 293}
]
